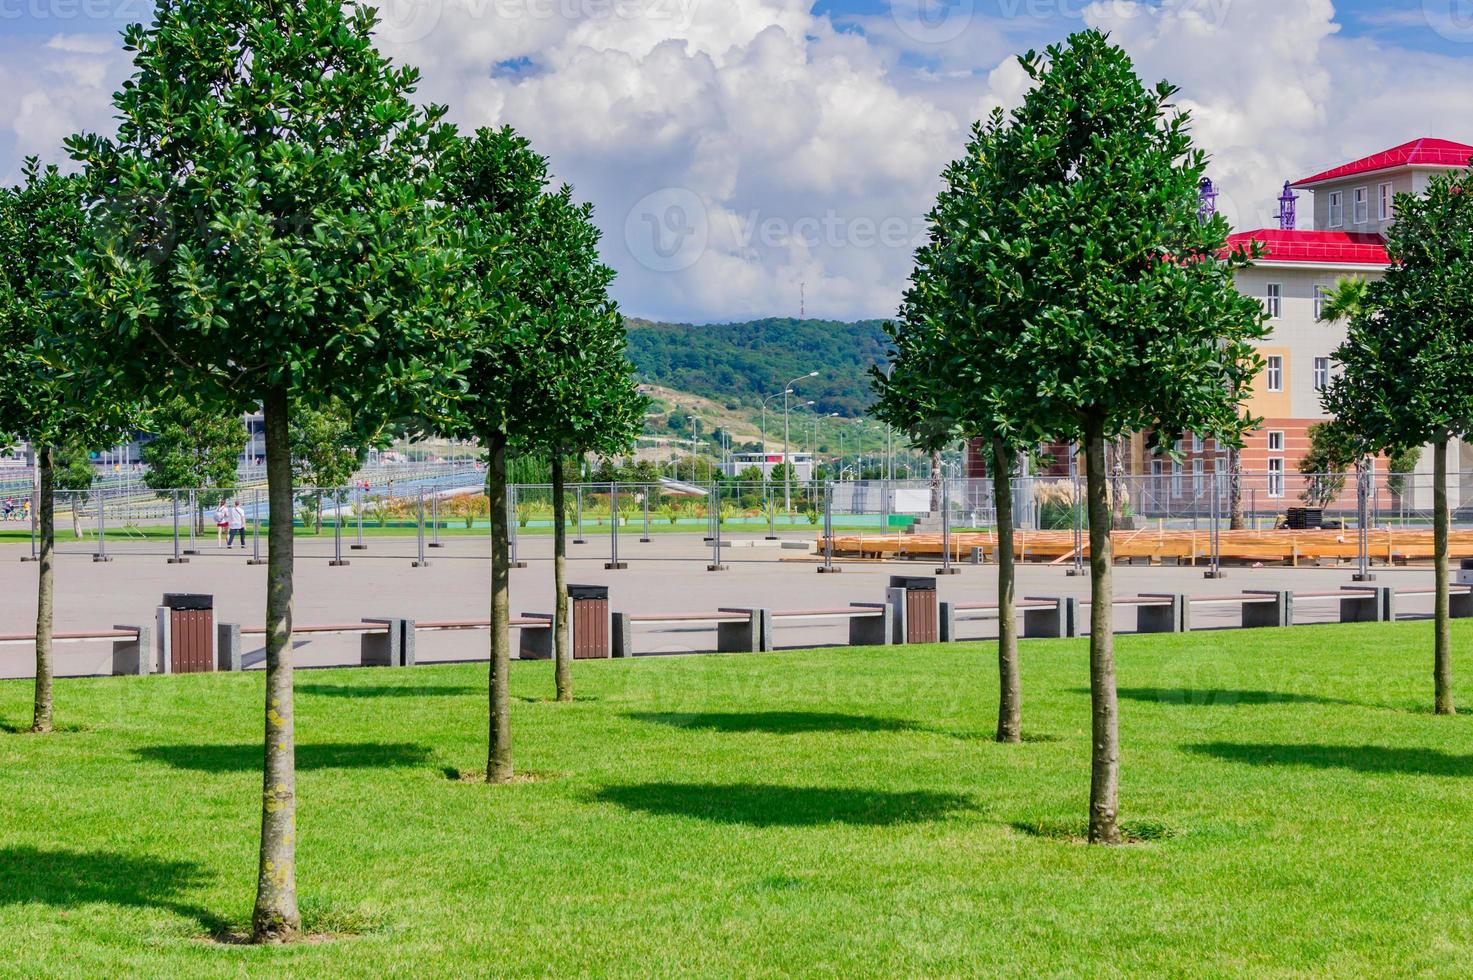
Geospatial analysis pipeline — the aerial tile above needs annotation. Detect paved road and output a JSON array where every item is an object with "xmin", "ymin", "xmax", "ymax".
[{"xmin": 0, "ymin": 531, "xmax": 1440, "ymax": 679}]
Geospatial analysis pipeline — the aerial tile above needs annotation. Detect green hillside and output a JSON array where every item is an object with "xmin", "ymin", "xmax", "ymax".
[{"xmin": 625, "ymin": 317, "xmax": 890, "ymax": 418}]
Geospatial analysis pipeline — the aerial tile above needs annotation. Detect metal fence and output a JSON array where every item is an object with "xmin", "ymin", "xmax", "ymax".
[{"xmin": 9, "ymin": 470, "xmax": 1473, "ymax": 572}]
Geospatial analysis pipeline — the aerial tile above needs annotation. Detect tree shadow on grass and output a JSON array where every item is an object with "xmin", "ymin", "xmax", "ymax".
[
  {"xmin": 1078, "ymin": 687, "xmax": 1359, "ymax": 709},
  {"xmin": 594, "ymin": 782, "xmax": 977, "ymax": 827},
  {"xmin": 625, "ymin": 711, "xmax": 921, "ymax": 735},
  {"xmin": 1187, "ymin": 741, "xmax": 1473, "ymax": 777},
  {"xmin": 134, "ymin": 741, "xmax": 434, "ymax": 773},
  {"xmin": 0, "ymin": 846, "xmax": 227, "ymax": 932},
  {"xmin": 297, "ymin": 682, "xmax": 480, "ymax": 698}
]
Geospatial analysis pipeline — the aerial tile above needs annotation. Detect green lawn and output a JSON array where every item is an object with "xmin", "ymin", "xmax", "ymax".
[{"xmin": 4, "ymin": 624, "xmax": 1473, "ymax": 976}]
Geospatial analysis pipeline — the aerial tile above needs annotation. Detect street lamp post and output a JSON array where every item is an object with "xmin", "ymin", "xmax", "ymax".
[
  {"xmin": 812, "ymin": 412, "xmax": 839, "ymax": 476},
  {"xmin": 761, "ymin": 389, "xmax": 793, "ymax": 481},
  {"xmin": 686, "ymin": 415, "xmax": 699, "ymax": 483},
  {"xmin": 783, "ymin": 372, "xmax": 818, "ymax": 512}
]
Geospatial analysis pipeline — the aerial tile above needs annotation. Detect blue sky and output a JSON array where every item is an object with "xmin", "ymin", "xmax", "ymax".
[{"xmin": 3, "ymin": 1, "xmax": 1472, "ymax": 322}]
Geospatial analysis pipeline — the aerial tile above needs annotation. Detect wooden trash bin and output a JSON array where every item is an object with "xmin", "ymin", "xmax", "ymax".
[
  {"xmin": 163, "ymin": 593, "xmax": 215, "ymax": 673},
  {"xmin": 568, "ymin": 585, "xmax": 611, "ymax": 660},
  {"xmin": 889, "ymin": 576, "xmax": 939, "ymax": 645}
]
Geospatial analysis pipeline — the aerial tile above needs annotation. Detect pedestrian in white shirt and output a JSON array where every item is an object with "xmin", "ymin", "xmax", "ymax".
[
  {"xmin": 214, "ymin": 502, "xmax": 230, "ymax": 547},
  {"xmin": 227, "ymin": 501, "xmax": 247, "ymax": 548}
]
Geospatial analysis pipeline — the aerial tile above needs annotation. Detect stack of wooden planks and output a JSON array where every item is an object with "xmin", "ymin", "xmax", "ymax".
[{"xmin": 821, "ymin": 527, "xmax": 1473, "ymax": 566}]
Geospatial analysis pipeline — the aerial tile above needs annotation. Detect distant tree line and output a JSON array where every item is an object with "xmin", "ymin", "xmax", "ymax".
[{"xmin": 625, "ymin": 317, "xmax": 889, "ymax": 418}]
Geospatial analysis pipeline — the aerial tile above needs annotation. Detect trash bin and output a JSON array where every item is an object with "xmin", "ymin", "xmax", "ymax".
[
  {"xmin": 889, "ymin": 575, "xmax": 939, "ymax": 644},
  {"xmin": 1458, "ymin": 559, "xmax": 1473, "ymax": 587},
  {"xmin": 163, "ymin": 593, "xmax": 214, "ymax": 673},
  {"xmin": 568, "ymin": 585, "xmax": 610, "ymax": 660}
]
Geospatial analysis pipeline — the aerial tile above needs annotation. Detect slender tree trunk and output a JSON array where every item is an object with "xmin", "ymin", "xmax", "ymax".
[
  {"xmin": 929, "ymin": 449, "xmax": 942, "ymax": 514},
  {"xmin": 1109, "ymin": 437, "xmax": 1130, "ymax": 530},
  {"xmin": 1228, "ymin": 447, "xmax": 1244, "ymax": 531},
  {"xmin": 487, "ymin": 435, "xmax": 514, "ymax": 782},
  {"xmin": 1085, "ymin": 420, "xmax": 1122, "ymax": 845},
  {"xmin": 552, "ymin": 450, "xmax": 572, "ymax": 703},
  {"xmin": 31, "ymin": 447, "xmax": 55, "ymax": 734},
  {"xmin": 992, "ymin": 438, "xmax": 1020, "ymax": 743},
  {"xmin": 252, "ymin": 386, "xmax": 300, "ymax": 941},
  {"xmin": 1434, "ymin": 437, "xmax": 1455, "ymax": 715}
]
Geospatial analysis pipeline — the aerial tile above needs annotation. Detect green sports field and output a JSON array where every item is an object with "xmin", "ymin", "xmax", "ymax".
[{"xmin": 3, "ymin": 623, "xmax": 1472, "ymax": 976}]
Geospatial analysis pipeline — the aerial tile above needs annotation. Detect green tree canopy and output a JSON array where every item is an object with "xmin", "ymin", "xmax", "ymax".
[
  {"xmin": 929, "ymin": 30, "xmax": 1267, "ymax": 842},
  {"xmin": 0, "ymin": 159, "xmax": 137, "ymax": 737},
  {"xmin": 1322, "ymin": 164, "xmax": 1473, "ymax": 716},
  {"xmin": 437, "ymin": 124, "xmax": 645, "ymax": 756},
  {"xmin": 1298, "ymin": 421, "xmax": 1357, "ymax": 507},
  {"xmin": 290, "ymin": 401, "xmax": 370, "ymax": 492},
  {"xmin": 870, "ymin": 109, "xmax": 1049, "ymax": 747},
  {"xmin": 141, "ymin": 396, "xmax": 247, "ymax": 507},
  {"xmin": 66, "ymin": 0, "xmax": 475, "ymax": 940}
]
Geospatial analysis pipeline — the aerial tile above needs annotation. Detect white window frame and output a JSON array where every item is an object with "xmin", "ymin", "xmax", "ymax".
[
  {"xmin": 1328, "ymin": 190, "xmax": 1344, "ymax": 228},
  {"xmin": 1314, "ymin": 284, "xmax": 1331, "ymax": 321},
  {"xmin": 1268, "ymin": 458, "xmax": 1285, "ymax": 498},
  {"xmin": 1172, "ymin": 461, "xmax": 1183, "ymax": 498},
  {"xmin": 1353, "ymin": 186, "xmax": 1369, "ymax": 225},
  {"xmin": 1192, "ymin": 434, "xmax": 1204, "ymax": 454},
  {"xmin": 1379, "ymin": 182, "xmax": 1393, "ymax": 221},
  {"xmin": 1192, "ymin": 458, "xmax": 1205, "ymax": 495},
  {"xmin": 1266, "ymin": 283, "xmax": 1282, "ymax": 319},
  {"xmin": 1266, "ymin": 356, "xmax": 1284, "ymax": 392},
  {"xmin": 1313, "ymin": 356, "xmax": 1330, "ymax": 392}
]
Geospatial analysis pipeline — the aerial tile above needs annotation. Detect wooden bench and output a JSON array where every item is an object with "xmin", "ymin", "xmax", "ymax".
[
  {"xmin": 767, "ymin": 605, "xmax": 892, "ymax": 649},
  {"xmin": 612, "ymin": 610, "xmax": 758, "ymax": 658},
  {"xmin": 0, "ymin": 625, "xmax": 151, "ymax": 676}
]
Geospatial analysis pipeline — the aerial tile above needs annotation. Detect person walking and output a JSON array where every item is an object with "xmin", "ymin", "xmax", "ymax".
[
  {"xmin": 227, "ymin": 500, "xmax": 247, "ymax": 548},
  {"xmin": 214, "ymin": 500, "xmax": 230, "ymax": 547}
]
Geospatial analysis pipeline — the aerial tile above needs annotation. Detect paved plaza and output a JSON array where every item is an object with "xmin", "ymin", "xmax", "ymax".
[{"xmin": 0, "ymin": 528, "xmax": 1443, "ymax": 679}]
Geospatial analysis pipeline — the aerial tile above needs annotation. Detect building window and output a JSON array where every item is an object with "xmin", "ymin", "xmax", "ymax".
[
  {"xmin": 1268, "ymin": 458, "xmax": 1285, "ymax": 498},
  {"xmin": 1353, "ymin": 187, "xmax": 1369, "ymax": 225},
  {"xmin": 1328, "ymin": 191, "xmax": 1344, "ymax": 227},
  {"xmin": 1315, "ymin": 284, "xmax": 1331, "ymax": 320},
  {"xmin": 1193, "ymin": 458, "xmax": 1205, "ymax": 495},
  {"xmin": 1172, "ymin": 461, "xmax": 1183, "ymax": 498},
  {"xmin": 1192, "ymin": 434, "xmax": 1204, "ymax": 453},
  {"xmin": 1266, "ymin": 356, "xmax": 1284, "ymax": 392},
  {"xmin": 1266, "ymin": 283, "xmax": 1282, "ymax": 319},
  {"xmin": 1379, "ymin": 182, "xmax": 1394, "ymax": 221},
  {"xmin": 1313, "ymin": 357, "xmax": 1330, "ymax": 391},
  {"xmin": 1267, "ymin": 430, "xmax": 1285, "ymax": 452}
]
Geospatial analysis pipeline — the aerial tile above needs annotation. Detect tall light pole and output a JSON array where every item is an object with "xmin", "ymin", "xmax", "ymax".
[
  {"xmin": 784, "ymin": 372, "xmax": 818, "ymax": 512},
  {"xmin": 812, "ymin": 412, "xmax": 839, "ymax": 472},
  {"xmin": 686, "ymin": 415, "xmax": 699, "ymax": 483},
  {"xmin": 760, "ymin": 389, "xmax": 792, "ymax": 479}
]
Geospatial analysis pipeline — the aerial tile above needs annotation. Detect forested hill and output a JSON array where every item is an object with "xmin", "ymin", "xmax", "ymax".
[{"xmin": 624, "ymin": 317, "xmax": 890, "ymax": 418}]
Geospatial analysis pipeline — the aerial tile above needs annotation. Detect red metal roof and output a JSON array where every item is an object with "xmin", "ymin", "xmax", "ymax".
[
  {"xmin": 1225, "ymin": 229, "xmax": 1389, "ymax": 266},
  {"xmin": 1293, "ymin": 138, "xmax": 1473, "ymax": 187}
]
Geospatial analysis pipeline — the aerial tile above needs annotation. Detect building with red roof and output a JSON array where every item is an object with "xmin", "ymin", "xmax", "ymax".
[
  {"xmin": 1174, "ymin": 138, "xmax": 1473, "ymax": 502},
  {"xmin": 966, "ymin": 138, "xmax": 1471, "ymax": 513}
]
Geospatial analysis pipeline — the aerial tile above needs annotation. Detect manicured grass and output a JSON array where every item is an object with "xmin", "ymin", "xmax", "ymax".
[{"xmin": 4, "ymin": 623, "xmax": 1473, "ymax": 975}]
